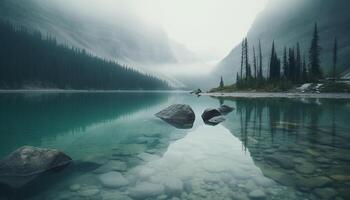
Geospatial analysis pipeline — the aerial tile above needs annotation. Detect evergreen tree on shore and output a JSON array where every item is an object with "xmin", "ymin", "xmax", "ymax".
[
  {"xmin": 269, "ymin": 41, "xmax": 280, "ymax": 80},
  {"xmin": 258, "ymin": 39, "xmax": 263, "ymax": 79},
  {"xmin": 283, "ymin": 47, "xmax": 288, "ymax": 78},
  {"xmin": 296, "ymin": 43, "xmax": 302, "ymax": 83},
  {"xmin": 332, "ymin": 37, "xmax": 338, "ymax": 81},
  {"xmin": 309, "ymin": 23, "xmax": 322, "ymax": 81},
  {"xmin": 253, "ymin": 46, "xmax": 257, "ymax": 78},
  {"xmin": 220, "ymin": 76, "xmax": 224, "ymax": 88}
]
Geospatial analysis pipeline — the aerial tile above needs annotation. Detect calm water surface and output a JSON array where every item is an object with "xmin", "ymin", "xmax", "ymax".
[{"xmin": 0, "ymin": 92, "xmax": 349, "ymax": 200}]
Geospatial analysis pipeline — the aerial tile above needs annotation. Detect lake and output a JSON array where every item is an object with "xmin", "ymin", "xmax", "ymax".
[{"xmin": 0, "ymin": 92, "xmax": 349, "ymax": 200}]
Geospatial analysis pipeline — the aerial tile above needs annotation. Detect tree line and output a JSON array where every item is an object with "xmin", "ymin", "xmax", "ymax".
[
  {"xmin": 218, "ymin": 23, "xmax": 339, "ymax": 90},
  {"xmin": 0, "ymin": 20, "xmax": 169, "ymax": 90}
]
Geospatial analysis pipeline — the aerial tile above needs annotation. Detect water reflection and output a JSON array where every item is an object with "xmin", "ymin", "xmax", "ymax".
[
  {"xmin": 220, "ymin": 97, "xmax": 350, "ymax": 199},
  {"xmin": 0, "ymin": 92, "xmax": 168, "ymax": 156},
  {"xmin": 130, "ymin": 125, "xmax": 292, "ymax": 199}
]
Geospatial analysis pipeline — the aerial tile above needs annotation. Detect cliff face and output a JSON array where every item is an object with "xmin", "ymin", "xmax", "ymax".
[{"xmin": 215, "ymin": 0, "xmax": 350, "ymax": 84}]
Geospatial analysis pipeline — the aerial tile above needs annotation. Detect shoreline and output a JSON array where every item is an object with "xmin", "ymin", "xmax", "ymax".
[
  {"xmin": 202, "ymin": 92, "xmax": 350, "ymax": 99},
  {"xmin": 0, "ymin": 89, "xmax": 189, "ymax": 94}
]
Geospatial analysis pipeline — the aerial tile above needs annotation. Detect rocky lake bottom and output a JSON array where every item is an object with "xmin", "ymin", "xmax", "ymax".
[{"xmin": 0, "ymin": 92, "xmax": 349, "ymax": 200}]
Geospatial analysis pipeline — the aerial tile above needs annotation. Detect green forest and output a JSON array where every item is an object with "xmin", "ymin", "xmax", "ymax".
[
  {"xmin": 214, "ymin": 23, "xmax": 345, "ymax": 92},
  {"xmin": 0, "ymin": 21, "xmax": 169, "ymax": 90}
]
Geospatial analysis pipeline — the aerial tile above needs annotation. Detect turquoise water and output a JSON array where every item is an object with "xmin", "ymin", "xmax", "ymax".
[{"xmin": 0, "ymin": 92, "xmax": 349, "ymax": 200}]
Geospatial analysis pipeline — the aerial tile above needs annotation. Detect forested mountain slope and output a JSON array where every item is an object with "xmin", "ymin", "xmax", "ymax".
[
  {"xmin": 0, "ymin": 0, "xmax": 179, "ymax": 65},
  {"xmin": 214, "ymin": 0, "xmax": 350, "ymax": 84},
  {"xmin": 0, "ymin": 21, "xmax": 169, "ymax": 90}
]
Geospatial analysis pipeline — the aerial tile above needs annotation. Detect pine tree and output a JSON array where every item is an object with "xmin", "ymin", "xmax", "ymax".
[
  {"xmin": 240, "ymin": 39, "xmax": 244, "ymax": 80},
  {"xmin": 258, "ymin": 39, "xmax": 263, "ymax": 79},
  {"xmin": 332, "ymin": 37, "xmax": 338, "ymax": 82},
  {"xmin": 288, "ymin": 48, "xmax": 296, "ymax": 82},
  {"xmin": 302, "ymin": 55, "xmax": 308, "ymax": 82},
  {"xmin": 220, "ymin": 76, "xmax": 224, "ymax": 88},
  {"xmin": 309, "ymin": 23, "xmax": 322, "ymax": 81},
  {"xmin": 244, "ymin": 38, "xmax": 251, "ymax": 80},
  {"xmin": 269, "ymin": 41, "xmax": 280, "ymax": 80},
  {"xmin": 283, "ymin": 47, "xmax": 288, "ymax": 78},
  {"xmin": 296, "ymin": 43, "xmax": 302, "ymax": 83},
  {"xmin": 253, "ymin": 46, "xmax": 257, "ymax": 78}
]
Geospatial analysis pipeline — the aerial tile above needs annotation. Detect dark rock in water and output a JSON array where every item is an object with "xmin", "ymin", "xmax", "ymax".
[
  {"xmin": 190, "ymin": 89, "xmax": 202, "ymax": 95},
  {"xmin": 155, "ymin": 104, "xmax": 195, "ymax": 129},
  {"xmin": 205, "ymin": 116, "xmax": 226, "ymax": 126},
  {"xmin": 201, "ymin": 108, "xmax": 222, "ymax": 122},
  {"xmin": 0, "ymin": 146, "xmax": 72, "ymax": 188},
  {"xmin": 217, "ymin": 105, "xmax": 234, "ymax": 115}
]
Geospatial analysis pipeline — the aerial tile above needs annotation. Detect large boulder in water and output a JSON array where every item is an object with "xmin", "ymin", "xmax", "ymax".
[
  {"xmin": 0, "ymin": 146, "xmax": 72, "ymax": 188},
  {"xmin": 155, "ymin": 104, "xmax": 195, "ymax": 129},
  {"xmin": 206, "ymin": 116, "xmax": 226, "ymax": 126},
  {"xmin": 201, "ymin": 108, "xmax": 222, "ymax": 122},
  {"xmin": 218, "ymin": 105, "xmax": 234, "ymax": 115}
]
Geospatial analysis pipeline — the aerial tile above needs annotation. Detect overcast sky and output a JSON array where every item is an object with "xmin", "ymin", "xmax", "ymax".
[
  {"xmin": 133, "ymin": 0, "xmax": 269, "ymax": 60},
  {"xmin": 59, "ymin": 0, "xmax": 268, "ymax": 61}
]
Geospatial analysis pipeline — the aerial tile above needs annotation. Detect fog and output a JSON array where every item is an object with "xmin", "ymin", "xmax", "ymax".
[
  {"xmin": 1, "ymin": 0, "xmax": 268, "ymax": 88},
  {"xmin": 38, "ymin": 0, "xmax": 267, "ymax": 61}
]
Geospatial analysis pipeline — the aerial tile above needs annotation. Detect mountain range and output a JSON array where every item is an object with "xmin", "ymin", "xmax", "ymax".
[{"xmin": 214, "ymin": 0, "xmax": 350, "ymax": 85}]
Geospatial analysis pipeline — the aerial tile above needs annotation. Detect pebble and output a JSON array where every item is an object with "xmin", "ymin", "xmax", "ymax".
[
  {"xmin": 296, "ymin": 176, "xmax": 332, "ymax": 190},
  {"xmin": 295, "ymin": 162, "xmax": 316, "ymax": 174},
  {"xmin": 313, "ymin": 188, "xmax": 337, "ymax": 200},
  {"xmin": 69, "ymin": 184, "xmax": 81, "ymax": 192},
  {"xmin": 78, "ymin": 188, "xmax": 100, "ymax": 197},
  {"xmin": 128, "ymin": 182, "xmax": 164, "ymax": 199},
  {"xmin": 94, "ymin": 160, "xmax": 127, "ymax": 173},
  {"xmin": 248, "ymin": 189, "xmax": 266, "ymax": 199},
  {"xmin": 98, "ymin": 171, "xmax": 129, "ymax": 188}
]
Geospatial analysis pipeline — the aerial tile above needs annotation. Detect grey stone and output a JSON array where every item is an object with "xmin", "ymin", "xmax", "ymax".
[
  {"xmin": 206, "ymin": 116, "xmax": 226, "ymax": 125},
  {"xmin": 0, "ymin": 146, "xmax": 72, "ymax": 188},
  {"xmin": 201, "ymin": 108, "xmax": 222, "ymax": 121},
  {"xmin": 94, "ymin": 160, "xmax": 127, "ymax": 173},
  {"xmin": 295, "ymin": 162, "xmax": 316, "ymax": 174},
  {"xmin": 248, "ymin": 189, "xmax": 266, "ymax": 199},
  {"xmin": 155, "ymin": 104, "xmax": 195, "ymax": 129},
  {"xmin": 98, "ymin": 171, "xmax": 129, "ymax": 188},
  {"xmin": 296, "ymin": 176, "xmax": 332, "ymax": 190},
  {"xmin": 164, "ymin": 177, "xmax": 183, "ymax": 195},
  {"xmin": 217, "ymin": 105, "xmax": 234, "ymax": 114},
  {"xmin": 313, "ymin": 188, "xmax": 337, "ymax": 200},
  {"xmin": 265, "ymin": 155, "xmax": 294, "ymax": 170},
  {"xmin": 128, "ymin": 182, "xmax": 164, "ymax": 199},
  {"xmin": 78, "ymin": 188, "xmax": 100, "ymax": 197},
  {"xmin": 69, "ymin": 184, "xmax": 81, "ymax": 192}
]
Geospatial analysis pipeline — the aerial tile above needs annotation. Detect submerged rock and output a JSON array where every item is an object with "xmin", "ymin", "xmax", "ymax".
[
  {"xmin": 217, "ymin": 105, "xmax": 234, "ymax": 115},
  {"xmin": 128, "ymin": 182, "xmax": 164, "ymax": 199},
  {"xmin": 205, "ymin": 116, "xmax": 226, "ymax": 126},
  {"xmin": 0, "ymin": 146, "xmax": 72, "ymax": 188},
  {"xmin": 296, "ymin": 176, "xmax": 332, "ymax": 190},
  {"xmin": 98, "ymin": 171, "xmax": 129, "ymax": 188},
  {"xmin": 94, "ymin": 160, "xmax": 127, "ymax": 174},
  {"xmin": 155, "ymin": 104, "xmax": 195, "ymax": 129},
  {"xmin": 248, "ymin": 189, "xmax": 266, "ymax": 199},
  {"xmin": 201, "ymin": 108, "xmax": 222, "ymax": 122}
]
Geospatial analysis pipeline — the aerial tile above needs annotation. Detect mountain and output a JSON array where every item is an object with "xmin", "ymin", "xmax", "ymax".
[
  {"xmin": 0, "ymin": 21, "xmax": 169, "ymax": 90},
  {"xmin": 0, "ymin": 0, "xmax": 183, "ymax": 65},
  {"xmin": 214, "ymin": 0, "xmax": 350, "ymax": 85}
]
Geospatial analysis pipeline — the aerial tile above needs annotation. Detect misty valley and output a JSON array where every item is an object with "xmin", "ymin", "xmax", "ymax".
[{"xmin": 1, "ymin": 0, "xmax": 350, "ymax": 200}]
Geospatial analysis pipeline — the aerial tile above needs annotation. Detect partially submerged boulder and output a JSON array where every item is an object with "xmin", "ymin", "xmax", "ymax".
[
  {"xmin": 155, "ymin": 104, "xmax": 195, "ymax": 129},
  {"xmin": 0, "ymin": 146, "xmax": 72, "ymax": 188},
  {"xmin": 201, "ymin": 108, "xmax": 222, "ymax": 122},
  {"xmin": 218, "ymin": 105, "xmax": 234, "ymax": 115},
  {"xmin": 206, "ymin": 116, "xmax": 226, "ymax": 126}
]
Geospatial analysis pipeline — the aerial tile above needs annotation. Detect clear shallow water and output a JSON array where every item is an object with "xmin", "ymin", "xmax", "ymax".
[{"xmin": 0, "ymin": 92, "xmax": 349, "ymax": 200}]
